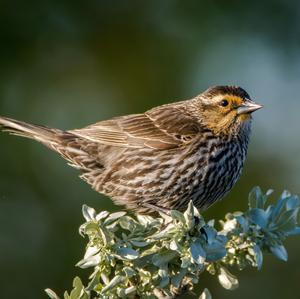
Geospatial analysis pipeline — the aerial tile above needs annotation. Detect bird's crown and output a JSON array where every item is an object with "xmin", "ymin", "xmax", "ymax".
[{"xmin": 205, "ymin": 85, "xmax": 251, "ymax": 101}]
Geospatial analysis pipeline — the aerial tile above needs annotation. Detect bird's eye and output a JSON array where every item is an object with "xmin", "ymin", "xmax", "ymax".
[{"xmin": 220, "ymin": 99, "xmax": 229, "ymax": 107}]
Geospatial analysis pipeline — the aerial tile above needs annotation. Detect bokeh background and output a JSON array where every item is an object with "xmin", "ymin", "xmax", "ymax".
[{"xmin": 1, "ymin": 1, "xmax": 300, "ymax": 298}]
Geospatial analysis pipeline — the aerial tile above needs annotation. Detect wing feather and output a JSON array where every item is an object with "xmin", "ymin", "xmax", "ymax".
[{"xmin": 69, "ymin": 103, "xmax": 201, "ymax": 150}]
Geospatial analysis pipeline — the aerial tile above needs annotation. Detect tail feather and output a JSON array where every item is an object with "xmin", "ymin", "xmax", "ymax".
[
  {"xmin": 0, "ymin": 116, "xmax": 62, "ymax": 144},
  {"xmin": 0, "ymin": 116, "xmax": 103, "ymax": 173}
]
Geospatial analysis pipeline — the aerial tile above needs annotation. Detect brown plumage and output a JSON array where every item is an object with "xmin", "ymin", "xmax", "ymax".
[{"xmin": 0, "ymin": 86, "xmax": 262, "ymax": 214}]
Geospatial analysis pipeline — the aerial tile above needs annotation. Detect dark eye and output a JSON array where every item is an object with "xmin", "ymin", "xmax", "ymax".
[{"xmin": 220, "ymin": 99, "xmax": 229, "ymax": 107}]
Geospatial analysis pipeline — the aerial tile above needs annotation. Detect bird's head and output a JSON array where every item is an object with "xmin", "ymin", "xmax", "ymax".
[{"xmin": 194, "ymin": 86, "xmax": 263, "ymax": 136}]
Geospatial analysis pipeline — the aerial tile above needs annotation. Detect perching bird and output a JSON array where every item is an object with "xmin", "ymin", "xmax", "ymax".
[{"xmin": 0, "ymin": 86, "xmax": 262, "ymax": 214}]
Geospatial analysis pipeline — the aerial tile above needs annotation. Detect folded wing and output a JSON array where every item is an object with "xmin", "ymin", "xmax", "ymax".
[{"xmin": 70, "ymin": 104, "xmax": 201, "ymax": 150}]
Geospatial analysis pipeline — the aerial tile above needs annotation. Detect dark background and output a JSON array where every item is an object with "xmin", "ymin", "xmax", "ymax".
[{"xmin": 0, "ymin": 1, "xmax": 300, "ymax": 298}]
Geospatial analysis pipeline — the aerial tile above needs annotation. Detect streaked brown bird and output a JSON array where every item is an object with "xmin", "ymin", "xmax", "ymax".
[{"xmin": 0, "ymin": 86, "xmax": 262, "ymax": 214}]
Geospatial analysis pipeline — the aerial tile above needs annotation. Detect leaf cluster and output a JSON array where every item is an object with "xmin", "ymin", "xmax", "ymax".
[{"xmin": 46, "ymin": 187, "xmax": 300, "ymax": 299}]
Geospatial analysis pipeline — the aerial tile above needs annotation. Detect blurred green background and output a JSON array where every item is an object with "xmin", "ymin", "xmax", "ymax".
[{"xmin": 0, "ymin": 1, "xmax": 300, "ymax": 298}]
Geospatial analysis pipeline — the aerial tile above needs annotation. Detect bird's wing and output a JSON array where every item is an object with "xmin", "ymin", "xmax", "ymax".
[{"xmin": 69, "ymin": 104, "xmax": 201, "ymax": 150}]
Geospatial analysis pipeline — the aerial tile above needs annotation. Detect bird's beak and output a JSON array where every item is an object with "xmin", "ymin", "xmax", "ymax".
[{"xmin": 237, "ymin": 101, "xmax": 263, "ymax": 115}]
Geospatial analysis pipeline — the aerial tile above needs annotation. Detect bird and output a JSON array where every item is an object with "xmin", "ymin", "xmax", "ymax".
[{"xmin": 0, "ymin": 86, "xmax": 262, "ymax": 214}]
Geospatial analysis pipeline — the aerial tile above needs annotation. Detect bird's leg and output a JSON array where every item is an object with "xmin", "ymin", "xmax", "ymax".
[{"xmin": 141, "ymin": 202, "xmax": 171, "ymax": 215}]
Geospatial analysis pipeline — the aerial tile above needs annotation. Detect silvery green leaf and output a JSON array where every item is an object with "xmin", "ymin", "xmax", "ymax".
[
  {"xmin": 95, "ymin": 211, "xmax": 109, "ymax": 222},
  {"xmin": 248, "ymin": 187, "xmax": 258, "ymax": 209},
  {"xmin": 138, "ymin": 268, "xmax": 152, "ymax": 280},
  {"xmin": 121, "ymin": 232, "xmax": 128, "ymax": 241},
  {"xmin": 82, "ymin": 205, "xmax": 96, "ymax": 221},
  {"xmin": 124, "ymin": 286, "xmax": 136, "ymax": 295},
  {"xmin": 245, "ymin": 253, "xmax": 256, "ymax": 266},
  {"xmin": 78, "ymin": 224, "xmax": 86, "ymax": 237},
  {"xmin": 181, "ymin": 255, "xmax": 191, "ymax": 268},
  {"xmin": 259, "ymin": 190, "xmax": 273, "ymax": 208},
  {"xmin": 86, "ymin": 271, "xmax": 101, "ymax": 291},
  {"xmin": 158, "ymin": 265, "xmax": 170, "ymax": 288},
  {"xmin": 69, "ymin": 277, "xmax": 88, "ymax": 299},
  {"xmin": 265, "ymin": 205, "xmax": 273, "ymax": 218},
  {"xmin": 273, "ymin": 209, "xmax": 298, "ymax": 232},
  {"xmin": 184, "ymin": 200, "xmax": 194, "ymax": 217},
  {"xmin": 199, "ymin": 288, "xmax": 212, "ymax": 299},
  {"xmin": 63, "ymin": 291, "xmax": 70, "ymax": 299},
  {"xmin": 76, "ymin": 254, "xmax": 100, "ymax": 269},
  {"xmin": 235, "ymin": 215, "xmax": 249, "ymax": 232},
  {"xmin": 248, "ymin": 186, "xmax": 264, "ymax": 209},
  {"xmin": 286, "ymin": 226, "xmax": 300, "ymax": 236},
  {"xmin": 159, "ymin": 275, "xmax": 170, "ymax": 288},
  {"xmin": 148, "ymin": 224, "xmax": 176, "ymax": 239},
  {"xmin": 170, "ymin": 210, "xmax": 186, "ymax": 223},
  {"xmin": 152, "ymin": 251, "xmax": 177, "ymax": 267},
  {"xmin": 286, "ymin": 195, "xmax": 300, "ymax": 210},
  {"xmin": 158, "ymin": 211, "xmax": 173, "ymax": 223},
  {"xmin": 282, "ymin": 190, "xmax": 291, "ymax": 198},
  {"xmin": 218, "ymin": 267, "xmax": 239, "ymax": 290},
  {"xmin": 123, "ymin": 267, "xmax": 136, "ymax": 278},
  {"xmin": 116, "ymin": 247, "xmax": 139, "ymax": 260},
  {"xmin": 170, "ymin": 240, "xmax": 179, "ymax": 251},
  {"xmin": 106, "ymin": 221, "xmax": 120, "ymax": 231},
  {"xmin": 117, "ymin": 286, "xmax": 137, "ymax": 297},
  {"xmin": 103, "ymin": 211, "xmax": 126, "ymax": 224},
  {"xmin": 190, "ymin": 239, "xmax": 206, "ymax": 265},
  {"xmin": 271, "ymin": 196, "xmax": 289, "ymax": 222},
  {"xmin": 81, "ymin": 222, "xmax": 99, "ymax": 236},
  {"xmin": 216, "ymin": 234, "xmax": 227, "ymax": 244},
  {"xmin": 232, "ymin": 211, "xmax": 243, "ymax": 217},
  {"xmin": 207, "ymin": 219, "xmax": 215, "ymax": 227},
  {"xmin": 130, "ymin": 240, "xmax": 149, "ymax": 247},
  {"xmin": 171, "ymin": 268, "xmax": 187, "ymax": 288},
  {"xmin": 101, "ymin": 275, "xmax": 125, "ymax": 293},
  {"xmin": 158, "ymin": 265, "xmax": 168, "ymax": 278},
  {"xmin": 84, "ymin": 246, "xmax": 99, "ymax": 259},
  {"xmin": 119, "ymin": 216, "xmax": 137, "ymax": 231},
  {"xmin": 140, "ymin": 244, "xmax": 160, "ymax": 257},
  {"xmin": 45, "ymin": 289, "xmax": 60, "ymax": 299},
  {"xmin": 257, "ymin": 187, "xmax": 266, "ymax": 208},
  {"xmin": 184, "ymin": 200, "xmax": 195, "ymax": 229},
  {"xmin": 100, "ymin": 273, "xmax": 110, "ymax": 285},
  {"xmin": 270, "ymin": 245, "xmax": 288, "ymax": 261},
  {"xmin": 117, "ymin": 288, "xmax": 125, "ymax": 297},
  {"xmin": 247, "ymin": 208, "xmax": 268, "ymax": 228},
  {"xmin": 202, "ymin": 225, "xmax": 217, "ymax": 245},
  {"xmin": 137, "ymin": 214, "xmax": 155, "ymax": 226},
  {"xmin": 193, "ymin": 205, "xmax": 201, "ymax": 219},
  {"xmin": 252, "ymin": 245, "xmax": 263, "ymax": 270},
  {"xmin": 191, "ymin": 276, "xmax": 199, "ymax": 284},
  {"xmin": 221, "ymin": 218, "xmax": 237, "ymax": 233},
  {"xmin": 98, "ymin": 226, "xmax": 110, "ymax": 246},
  {"xmin": 204, "ymin": 241, "xmax": 226, "ymax": 262}
]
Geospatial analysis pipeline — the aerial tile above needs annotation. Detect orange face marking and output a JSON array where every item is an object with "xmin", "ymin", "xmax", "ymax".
[
  {"xmin": 225, "ymin": 95, "xmax": 244, "ymax": 108},
  {"xmin": 222, "ymin": 95, "xmax": 251, "ymax": 121},
  {"xmin": 203, "ymin": 93, "xmax": 251, "ymax": 135}
]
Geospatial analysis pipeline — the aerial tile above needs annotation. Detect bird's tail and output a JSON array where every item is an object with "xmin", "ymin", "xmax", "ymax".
[
  {"xmin": 0, "ymin": 116, "xmax": 63, "ymax": 145},
  {"xmin": 0, "ymin": 116, "xmax": 99, "ymax": 173}
]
